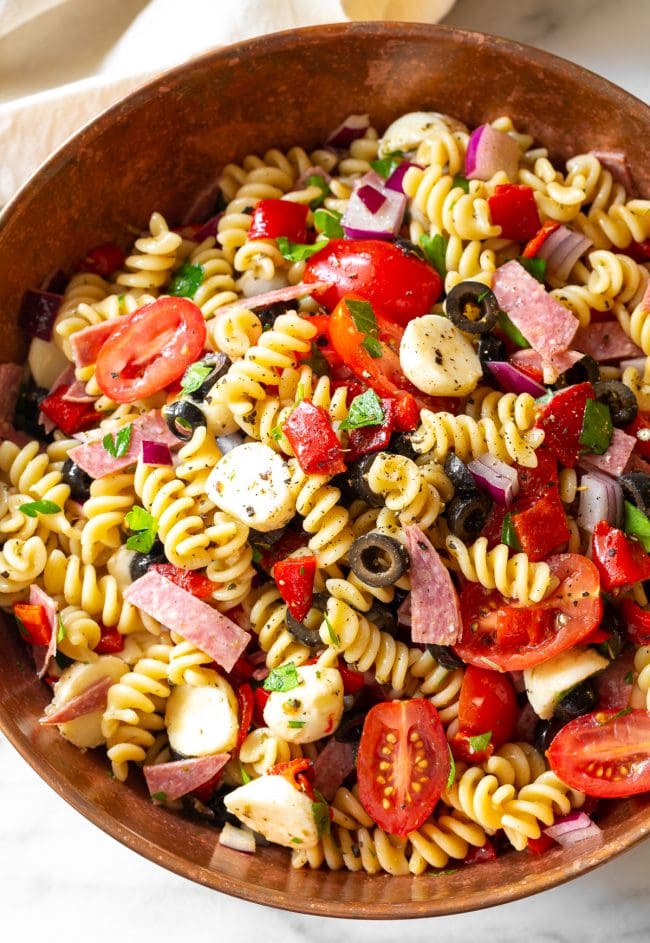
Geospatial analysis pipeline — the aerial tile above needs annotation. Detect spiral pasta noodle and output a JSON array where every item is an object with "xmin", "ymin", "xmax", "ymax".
[
  {"xmin": 411, "ymin": 409, "xmax": 544, "ymax": 468},
  {"xmin": 446, "ymin": 535, "xmax": 557, "ymax": 604}
]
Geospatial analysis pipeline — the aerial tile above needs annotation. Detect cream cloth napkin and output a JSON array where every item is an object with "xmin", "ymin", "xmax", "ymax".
[{"xmin": 0, "ymin": 0, "xmax": 456, "ymax": 205}]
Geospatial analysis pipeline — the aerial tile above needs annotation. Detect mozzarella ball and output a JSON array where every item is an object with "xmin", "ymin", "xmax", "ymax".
[
  {"xmin": 206, "ymin": 442, "xmax": 295, "ymax": 532},
  {"xmin": 47, "ymin": 656, "xmax": 128, "ymax": 749},
  {"xmin": 165, "ymin": 678, "xmax": 239, "ymax": 757},
  {"xmin": 224, "ymin": 774, "xmax": 319, "ymax": 848},
  {"xmin": 263, "ymin": 664, "xmax": 344, "ymax": 744},
  {"xmin": 400, "ymin": 314, "xmax": 482, "ymax": 396}
]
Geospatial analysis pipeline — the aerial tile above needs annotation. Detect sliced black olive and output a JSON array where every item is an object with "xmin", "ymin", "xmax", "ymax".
[
  {"xmin": 554, "ymin": 679, "xmax": 598, "ymax": 723},
  {"xmin": 552, "ymin": 354, "xmax": 600, "ymax": 389},
  {"xmin": 389, "ymin": 431, "xmax": 418, "ymax": 460},
  {"xmin": 185, "ymin": 784, "xmax": 240, "ymax": 827},
  {"xmin": 447, "ymin": 493, "xmax": 493, "ymax": 541},
  {"xmin": 595, "ymin": 603, "xmax": 626, "ymax": 661},
  {"xmin": 129, "ymin": 539, "xmax": 166, "ymax": 581},
  {"xmin": 593, "ymin": 380, "xmax": 638, "ymax": 427},
  {"xmin": 477, "ymin": 334, "xmax": 507, "ymax": 378},
  {"xmin": 347, "ymin": 454, "xmax": 384, "ymax": 507},
  {"xmin": 348, "ymin": 533, "xmax": 409, "ymax": 588},
  {"xmin": 61, "ymin": 458, "xmax": 93, "ymax": 502},
  {"xmin": 163, "ymin": 399, "xmax": 207, "ymax": 441},
  {"xmin": 285, "ymin": 593, "xmax": 328, "ymax": 648},
  {"xmin": 426, "ymin": 644, "xmax": 464, "ymax": 670},
  {"xmin": 334, "ymin": 709, "xmax": 366, "ymax": 743},
  {"xmin": 13, "ymin": 383, "xmax": 53, "ymax": 442},
  {"xmin": 534, "ymin": 718, "xmax": 564, "ymax": 754},
  {"xmin": 619, "ymin": 473, "xmax": 650, "ymax": 516},
  {"xmin": 187, "ymin": 352, "xmax": 231, "ymax": 402},
  {"xmin": 445, "ymin": 281, "xmax": 499, "ymax": 334},
  {"xmin": 256, "ymin": 299, "xmax": 298, "ymax": 331},
  {"xmin": 443, "ymin": 453, "xmax": 479, "ymax": 496},
  {"xmin": 366, "ymin": 603, "xmax": 398, "ymax": 637},
  {"xmin": 394, "ymin": 237, "xmax": 425, "ymax": 260}
]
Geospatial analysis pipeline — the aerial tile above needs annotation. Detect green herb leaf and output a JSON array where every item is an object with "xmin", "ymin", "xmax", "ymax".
[
  {"xmin": 429, "ymin": 868, "xmax": 459, "ymax": 877},
  {"xmin": 361, "ymin": 335, "xmax": 383, "ymax": 358},
  {"xmin": 125, "ymin": 505, "xmax": 158, "ymax": 553},
  {"xmin": 340, "ymin": 389, "xmax": 385, "ymax": 431},
  {"xmin": 451, "ymin": 173, "xmax": 470, "ymax": 193},
  {"xmin": 419, "ymin": 233, "xmax": 448, "ymax": 279},
  {"xmin": 611, "ymin": 707, "xmax": 633, "ymax": 721},
  {"xmin": 240, "ymin": 762, "xmax": 251, "ymax": 785},
  {"xmin": 263, "ymin": 662, "xmax": 300, "ymax": 693},
  {"xmin": 346, "ymin": 298, "xmax": 378, "ymax": 336},
  {"xmin": 324, "ymin": 615, "xmax": 339, "ymax": 646},
  {"xmin": 307, "ymin": 174, "xmax": 330, "ymax": 209},
  {"xmin": 312, "ymin": 789, "xmax": 331, "ymax": 837},
  {"xmin": 169, "ymin": 262, "xmax": 204, "ymax": 297},
  {"xmin": 290, "ymin": 837, "xmax": 303, "ymax": 844},
  {"xmin": 314, "ymin": 208, "xmax": 344, "ymax": 239},
  {"xmin": 270, "ymin": 425, "xmax": 284, "ymax": 442},
  {"xmin": 277, "ymin": 236, "xmax": 329, "ymax": 262},
  {"xmin": 181, "ymin": 362, "xmax": 213, "ymax": 395},
  {"xmin": 251, "ymin": 545, "xmax": 263, "ymax": 564},
  {"xmin": 446, "ymin": 746, "xmax": 456, "ymax": 791},
  {"xmin": 302, "ymin": 340, "xmax": 330, "ymax": 377},
  {"xmin": 624, "ymin": 671, "xmax": 634, "ymax": 685},
  {"xmin": 624, "ymin": 500, "xmax": 650, "ymax": 551},
  {"xmin": 57, "ymin": 614, "xmax": 67, "ymax": 643},
  {"xmin": 579, "ymin": 399, "xmax": 613, "ymax": 455},
  {"xmin": 501, "ymin": 512, "xmax": 522, "ymax": 551},
  {"xmin": 497, "ymin": 310, "xmax": 531, "ymax": 349},
  {"xmin": 468, "ymin": 731, "xmax": 492, "ymax": 753},
  {"xmin": 371, "ymin": 155, "xmax": 402, "ymax": 179},
  {"xmin": 517, "ymin": 256, "xmax": 547, "ymax": 283},
  {"xmin": 288, "ymin": 720, "xmax": 306, "ymax": 729},
  {"xmin": 151, "ymin": 791, "xmax": 167, "ymax": 802},
  {"xmin": 19, "ymin": 499, "xmax": 61, "ymax": 518},
  {"xmin": 102, "ymin": 423, "xmax": 132, "ymax": 458}
]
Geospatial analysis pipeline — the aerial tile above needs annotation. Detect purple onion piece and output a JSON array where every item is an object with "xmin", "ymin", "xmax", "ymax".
[
  {"xmin": 193, "ymin": 213, "xmax": 223, "ymax": 243},
  {"xmin": 326, "ymin": 113, "xmax": 370, "ymax": 148},
  {"xmin": 577, "ymin": 472, "xmax": 621, "ymax": 531},
  {"xmin": 538, "ymin": 225, "xmax": 592, "ymax": 282},
  {"xmin": 468, "ymin": 454, "xmax": 519, "ymax": 507},
  {"xmin": 465, "ymin": 124, "xmax": 519, "ymax": 181},
  {"xmin": 357, "ymin": 184, "xmax": 386, "ymax": 214},
  {"xmin": 40, "ymin": 269, "xmax": 68, "ymax": 294},
  {"xmin": 342, "ymin": 181, "xmax": 406, "ymax": 241},
  {"xmin": 384, "ymin": 161, "xmax": 422, "ymax": 193},
  {"xmin": 619, "ymin": 356, "xmax": 646, "ymax": 373},
  {"xmin": 544, "ymin": 812, "xmax": 602, "ymax": 846},
  {"xmin": 141, "ymin": 440, "xmax": 173, "ymax": 466},
  {"xmin": 19, "ymin": 289, "xmax": 62, "ymax": 341},
  {"xmin": 485, "ymin": 361, "xmax": 546, "ymax": 397}
]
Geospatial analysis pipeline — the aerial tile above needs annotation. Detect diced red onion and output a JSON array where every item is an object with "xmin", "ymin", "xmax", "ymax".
[
  {"xmin": 357, "ymin": 184, "xmax": 386, "ymax": 214},
  {"xmin": 217, "ymin": 433, "xmax": 245, "ymax": 455},
  {"xmin": 219, "ymin": 822, "xmax": 256, "ymax": 854},
  {"xmin": 397, "ymin": 592, "xmax": 412, "ymax": 627},
  {"xmin": 544, "ymin": 811, "xmax": 602, "ymax": 846},
  {"xmin": 485, "ymin": 361, "xmax": 546, "ymax": 397},
  {"xmin": 577, "ymin": 472, "xmax": 622, "ymax": 531},
  {"xmin": 19, "ymin": 289, "xmax": 62, "ymax": 341},
  {"xmin": 468, "ymin": 454, "xmax": 519, "ymax": 507},
  {"xmin": 537, "ymin": 225, "xmax": 592, "ymax": 283},
  {"xmin": 193, "ymin": 213, "xmax": 223, "ymax": 243},
  {"xmin": 326, "ymin": 113, "xmax": 370, "ymax": 148},
  {"xmin": 141, "ymin": 440, "xmax": 173, "ymax": 466},
  {"xmin": 342, "ymin": 177, "xmax": 406, "ymax": 241},
  {"xmin": 385, "ymin": 161, "xmax": 422, "ymax": 194},
  {"xmin": 465, "ymin": 124, "xmax": 520, "ymax": 182},
  {"xmin": 590, "ymin": 150, "xmax": 636, "ymax": 194}
]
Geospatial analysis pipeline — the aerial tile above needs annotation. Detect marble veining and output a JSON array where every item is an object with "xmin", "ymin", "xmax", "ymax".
[{"xmin": 2, "ymin": 0, "xmax": 650, "ymax": 939}]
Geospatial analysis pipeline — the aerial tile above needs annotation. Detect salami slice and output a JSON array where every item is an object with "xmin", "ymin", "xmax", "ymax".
[
  {"xmin": 404, "ymin": 525, "xmax": 462, "ymax": 646},
  {"xmin": 214, "ymin": 280, "xmax": 332, "ymax": 316},
  {"xmin": 143, "ymin": 753, "xmax": 230, "ymax": 801},
  {"xmin": 29, "ymin": 584, "xmax": 59, "ymax": 679},
  {"xmin": 68, "ymin": 410, "xmax": 178, "ymax": 478},
  {"xmin": 70, "ymin": 320, "xmax": 119, "ymax": 369},
  {"xmin": 579, "ymin": 428, "xmax": 637, "ymax": 478},
  {"xmin": 312, "ymin": 739, "xmax": 356, "ymax": 801},
  {"xmin": 39, "ymin": 676, "xmax": 112, "ymax": 725},
  {"xmin": 574, "ymin": 323, "xmax": 643, "ymax": 362},
  {"xmin": 124, "ymin": 570, "xmax": 251, "ymax": 672}
]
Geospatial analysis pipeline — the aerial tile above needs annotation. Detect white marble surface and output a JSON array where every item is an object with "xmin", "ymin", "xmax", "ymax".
[{"xmin": 2, "ymin": 0, "xmax": 650, "ymax": 939}]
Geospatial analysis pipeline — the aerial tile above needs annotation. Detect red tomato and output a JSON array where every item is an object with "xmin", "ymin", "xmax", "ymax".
[
  {"xmin": 458, "ymin": 665, "xmax": 517, "ymax": 749},
  {"xmin": 511, "ymin": 489, "xmax": 571, "ymax": 562},
  {"xmin": 527, "ymin": 834, "xmax": 557, "ymax": 855},
  {"xmin": 547, "ymin": 709, "xmax": 650, "ymax": 797},
  {"xmin": 95, "ymin": 297, "xmax": 206, "ymax": 403},
  {"xmin": 337, "ymin": 662, "xmax": 365, "ymax": 696},
  {"xmin": 267, "ymin": 758, "xmax": 315, "ymax": 798},
  {"xmin": 282, "ymin": 400, "xmax": 346, "ymax": 475},
  {"xmin": 535, "ymin": 383, "xmax": 594, "ymax": 468},
  {"xmin": 449, "ymin": 731, "xmax": 494, "ymax": 765},
  {"xmin": 78, "ymin": 243, "xmax": 125, "ymax": 277},
  {"xmin": 464, "ymin": 838, "xmax": 497, "ymax": 864},
  {"xmin": 235, "ymin": 683, "xmax": 254, "ymax": 750},
  {"xmin": 247, "ymin": 199, "xmax": 308, "ymax": 243},
  {"xmin": 454, "ymin": 554, "xmax": 602, "ymax": 670},
  {"xmin": 591, "ymin": 521, "xmax": 650, "ymax": 591},
  {"xmin": 357, "ymin": 699, "xmax": 449, "ymax": 836},
  {"xmin": 150, "ymin": 563, "xmax": 214, "ymax": 599},
  {"xmin": 94, "ymin": 623, "xmax": 125, "ymax": 655},
  {"xmin": 487, "ymin": 184, "xmax": 541, "ymax": 242},
  {"xmin": 303, "ymin": 239, "xmax": 443, "ymax": 326},
  {"xmin": 621, "ymin": 598, "xmax": 650, "ymax": 645},
  {"xmin": 624, "ymin": 412, "xmax": 650, "ymax": 461},
  {"xmin": 273, "ymin": 555, "xmax": 316, "ymax": 623},
  {"xmin": 13, "ymin": 603, "xmax": 51, "ymax": 646}
]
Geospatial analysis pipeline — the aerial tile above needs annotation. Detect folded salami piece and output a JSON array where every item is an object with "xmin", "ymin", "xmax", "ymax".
[
  {"xmin": 574, "ymin": 322, "xmax": 643, "ymax": 362},
  {"xmin": 312, "ymin": 739, "xmax": 356, "ymax": 801},
  {"xmin": 29, "ymin": 584, "xmax": 59, "ymax": 679},
  {"xmin": 124, "ymin": 570, "xmax": 251, "ymax": 672},
  {"xmin": 39, "ymin": 676, "xmax": 113, "ymax": 725},
  {"xmin": 404, "ymin": 525, "xmax": 462, "ymax": 646},
  {"xmin": 68, "ymin": 410, "xmax": 178, "ymax": 478},
  {"xmin": 70, "ymin": 320, "xmax": 119, "ymax": 370},
  {"xmin": 579, "ymin": 428, "xmax": 637, "ymax": 478},
  {"xmin": 143, "ymin": 753, "xmax": 230, "ymax": 801}
]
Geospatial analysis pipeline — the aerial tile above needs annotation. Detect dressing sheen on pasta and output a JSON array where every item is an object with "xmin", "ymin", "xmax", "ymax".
[{"xmin": 4, "ymin": 109, "xmax": 650, "ymax": 871}]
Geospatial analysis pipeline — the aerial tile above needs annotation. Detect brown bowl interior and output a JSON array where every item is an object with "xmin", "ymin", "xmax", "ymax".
[{"xmin": 1, "ymin": 22, "xmax": 650, "ymax": 918}]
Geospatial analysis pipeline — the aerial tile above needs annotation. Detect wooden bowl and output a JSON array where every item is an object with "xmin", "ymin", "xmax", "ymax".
[{"xmin": 1, "ymin": 22, "xmax": 649, "ymax": 918}]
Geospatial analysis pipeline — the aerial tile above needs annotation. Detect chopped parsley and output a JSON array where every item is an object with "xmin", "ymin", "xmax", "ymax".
[
  {"xmin": 263, "ymin": 662, "xmax": 300, "ymax": 693},
  {"xmin": 501, "ymin": 512, "xmax": 522, "ymax": 551},
  {"xmin": 277, "ymin": 236, "xmax": 329, "ymax": 262},
  {"xmin": 307, "ymin": 174, "xmax": 330, "ymax": 209},
  {"xmin": 288, "ymin": 720, "xmax": 306, "ymax": 729},
  {"xmin": 419, "ymin": 233, "xmax": 448, "ymax": 279},
  {"xmin": 624, "ymin": 671, "xmax": 634, "ymax": 685},
  {"xmin": 340, "ymin": 389, "xmax": 384, "ymax": 431},
  {"xmin": 302, "ymin": 340, "xmax": 330, "ymax": 378},
  {"xmin": 361, "ymin": 335, "xmax": 383, "ymax": 358},
  {"xmin": 623, "ymin": 501, "xmax": 650, "ymax": 551},
  {"xmin": 240, "ymin": 762, "xmax": 251, "ymax": 785},
  {"xmin": 102, "ymin": 423, "xmax": 132, "ymax": 458},
  {"xmin": 151, "ymin": 791, "xmax": 167, "ymax": 802},
  {"xmin": 181, "ymin": 362, "xmax": 213, "ymax": 395},
  {"xmin": 125, "ymin": 505, "xmax": 158, "ymax": 553},
  {"xmin": 370, "ymin": 154, "xmax": 403, "ymax": 179},
  {"xmin": 19, "ymin": 499, "xmax": 61, "ymax": 518},
  {"xmin": 346, "ymin": 298, "xmax": 378, "ymax": 336},
  {"xmin": 517, "ymin": 256, "xmax": 547, "ymax": 283},
  {"xmin": 312, "ymin": 789, "xmax": 331, "ymax": 837},
  {"xmin": 446, "ymin": 746, "xmax": 456, "ymax": 791},
  {"xmin": 451, "ymin": 173, "xmax": 470, "ymax": 193},
  {"xmin": 314, "ymin": 208, "xmax": 343, "ymax": 239},
  {"xmin": 290, "ymin": 837, "xmax": 303, "ymax": 844},
  {"xmin": 468, "ymin": 731, "xmax": 492, "ymax": 753},
  {"xmin": 324, "ymin": 615, "xmax": 339, "ymax": 646},
  {"xmin": 169, "ymin": 262, "xmax": 204, "ymax": 297},
  {"xmin": 57, "ymin": 614, "xmax": 67, "ymax": 643}
]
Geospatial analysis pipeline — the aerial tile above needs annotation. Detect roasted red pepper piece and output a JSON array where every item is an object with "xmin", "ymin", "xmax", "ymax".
[
  {"xmin": 337, "ymin": 662, "xmax": 365, "ymax": 696},
  {"xmin": 253, "ymin": 686, "xmax": 270, "ymax": 726},
  {"xmin": 487, "ymin": 184, "xmax": 541, "ymax": 242},
  {"xmin": 94, "ymin": 623, "xmax": 125, "ymax": 654},
  {"xmin": 511, "ymin": 488, "xmax": 571, "ymax": 561},
  {"xmin": 13, "ymin": 602, "xmax": 52, "ymax": 646},
  {"xmin": 39, "ymin": 383, "xmax": 101, "ymax": 436},
  {"xmin": 282, "ymin": 400, "xmax": 346, "ymax": 475},
  {"xmin": 496, "ymin": 604, "xmax": 556, "ymax": 649},
  {"xmin": 592, "ymin": 521, "xmax": 650, "ymax": 591},
  {"xmin": 346, "ymin": 397, "xmax": 396, "ymax": 462},
  {"xmin": 191, "ymin": 769, "xmax": 225, "ymax": 803},
  {"xmin": 624, "ymin": 239, "xmax": 650, "ymax": 263},
  {"xmin": 247, "ymin": 199, "xmax": 308, "ymax": 243},
  {"xmin": 258, "ymin": 529, "xmax": 310, "ymax": 575},
  {"xmin": 527, "ymin": 834, "xmax": 556, "ymax": 855},
  {"xmin": 273, "ymin": 554, "xmax": 317, "ymax": 623},
  {"xmin": 464, "ymin": 838, "xmax": 498, "ymax": 864},
  {"xmin": 624, "ymin": 412, "xmax": 650, "ymax": 461},
  {"xmin": 78, "ymin": 243, "xmax": 126, "ymax": 277},
  {"xmin": 620, "ymin": 597, "xmax": 650, "ymax": 644},
  {"xmin": 522, "ymin": 220, "xmax": 561, "ymax": 258},
  {"xmin": 150, "ymin": 563, "xmax": 214, "ymax": 599},
  {"xmin": 535, "ymin": 383, "xmax": 594, "ymax": 468},
  {"xmin": 235, "ymin": 683, "xmax": 254, "ymax": 750}
]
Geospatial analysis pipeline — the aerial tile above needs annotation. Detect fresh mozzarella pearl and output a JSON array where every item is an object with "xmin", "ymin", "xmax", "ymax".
[
  {"xmin": 524, "ymin": 647, "xmax": 609, "ymax": 720},
  {"xmin": 47, "ymin": 656, "xmax": 128, "ymax": 749},
  {"xmin": 165, "ymin": 678, "xmax": 239, "ymax": 756},
  {"xmin": 224, "ymin": 774, "xmax": 319, "ymax": 848},
  {"xmin": 28, "ymin": 337, "xmax": 69, "ymax": 389},
  {"xmin": 400, "ymin": 314, "xmax": 482, "ymax": 396},
  {"xmin": 263, "ymin": 664, "xmax": 344, "ymax": 744},
  {"xmin": 206, "ymin": 442, "xmax": 295, "ymax": 532}
]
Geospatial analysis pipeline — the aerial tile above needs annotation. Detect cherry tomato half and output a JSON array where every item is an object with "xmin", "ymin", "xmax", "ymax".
[
  {"xmin": 458, "ymin": 665, "xmax": 517, "ymax": 749},
  {"xmin": 357, "ymin": 699, "xmax": 449, "ymax": 837},
  {"xmin": 304, "ymin": 239, "xmax": 443, "ymax": 326},
  {"xmin": 454, "ymin": 553, "xmax": 602, "ymax": 671},
  {"xmin": 95, "ymin": 297, "xmax": 206, "ymax": 403},
  {"xmin": 547, "ymin": 710, "xmax": 650, "ymax": 798}
]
